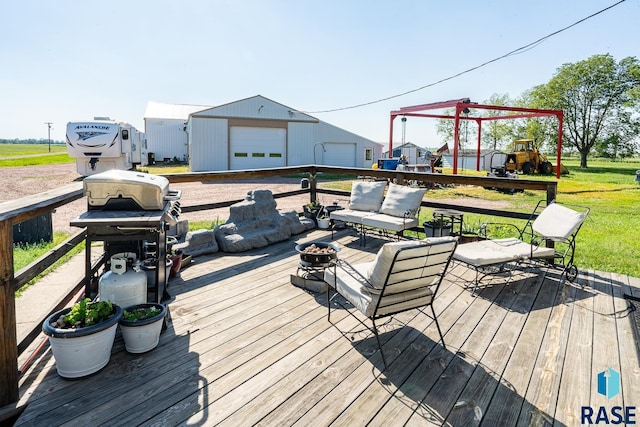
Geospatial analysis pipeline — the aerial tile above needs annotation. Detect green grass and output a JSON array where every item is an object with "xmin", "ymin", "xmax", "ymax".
[
  {"xmin": 0, "ymin": 153, "xmax": 74, "ymax": 167},
  {"xmin": 0, "ymin": 143, "xmax": 67, "ymax": 156},
  {"xmin": 13, "ymin": 233, "xmax": 85, "ymax": 296},
  {"xmin": 0, "ymin": 142, "xmax": 73, "ymax": 166}
]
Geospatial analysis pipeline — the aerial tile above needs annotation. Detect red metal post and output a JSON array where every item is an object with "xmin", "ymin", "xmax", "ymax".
[
  {"xmin": 453, "ymin": 106, "xmax": 461, "ymax": 175},
  {"xmin": 556, "ymin": 112, "xmax": 563, "ymax": 179},
  {"xmin": 388, "ymin": 114, "xmax": 396, "ymax": 159},
  {"xmin": 476, "ymin": 119, "xmax": 482, "ymax": 171}
]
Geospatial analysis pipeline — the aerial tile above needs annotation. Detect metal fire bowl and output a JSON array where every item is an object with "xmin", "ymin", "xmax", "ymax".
[{"xmin": 295, "ymin": 241, "xmax": 340, "ymax": 266}]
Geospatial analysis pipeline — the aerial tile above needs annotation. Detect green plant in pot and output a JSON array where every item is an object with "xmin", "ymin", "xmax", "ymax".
[
  {"xmin": 303, "ymin": 200, "xmax": 322, "ymax": 225},
  {"xmin": 42, "ymin": 298, "xmax": 123, "ymax": 378},
  {"xmin": 119, "ymin": 303, "xmax": 167, "ymax": 353}
]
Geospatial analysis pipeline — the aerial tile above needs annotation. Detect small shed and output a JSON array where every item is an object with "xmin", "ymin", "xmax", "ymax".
[
  {"xmin": 144, "ymin": 101, "xmax": 211, "ymax": 162},
  {"xmin": 382, "ymin": 142, "xmax": 427, "ymax": 165},
  {"xmin": 186, "ymin": 95, "xmax": 382, "ymax": 172}
]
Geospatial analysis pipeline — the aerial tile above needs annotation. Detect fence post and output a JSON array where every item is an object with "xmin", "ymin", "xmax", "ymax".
[
  {"xmin": 546, "ymin": 183, "xmax": 557, "ymax": 204},
  {"xmin": 309, "ymin": 167, "xmax": 317, "ymax": 204},
  {"xmin": 0, "ymin": 220, "xmax": 18, "ymax": 405}
]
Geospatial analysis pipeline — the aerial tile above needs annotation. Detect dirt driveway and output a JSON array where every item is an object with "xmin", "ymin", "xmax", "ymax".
[{"xmin": 1, "ymin": 163, "xmax": 315, "ymax": 233}]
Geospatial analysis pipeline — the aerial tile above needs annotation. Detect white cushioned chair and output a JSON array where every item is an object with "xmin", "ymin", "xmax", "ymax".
[
  {"xmin": 324, "ymin": 237, "xmax": 458, "ymax": 368},
  {"xmin": 454, "ymin": 200, "xmax": 589, "ymax": 291}
]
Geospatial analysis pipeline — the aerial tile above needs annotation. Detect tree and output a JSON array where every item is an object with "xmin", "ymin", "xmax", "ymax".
[
  {"xmin": 529, "ymin": 54, "xmax": 640, "ymax": 168},
  {"xmin": 481, "ymin": 93, "xmax": 514, "ymax": 150},
  {"xmin": 594, "ymin": 110, "xmax": 640, "ymax": 158}
]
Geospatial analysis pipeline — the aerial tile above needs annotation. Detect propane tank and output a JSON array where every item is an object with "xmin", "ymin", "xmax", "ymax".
[{"xmin": 99, "ymin": 252, "xmax": 147, "ymax": 307}]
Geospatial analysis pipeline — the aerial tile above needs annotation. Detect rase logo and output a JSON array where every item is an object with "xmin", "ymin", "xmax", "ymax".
[
  {"xmin": 598, "ymin": 367, "xmax": 620, "ymax": 399},
  {"xmin": 581, "ymin": 367, "xmax": 636, "ymax": 425}
]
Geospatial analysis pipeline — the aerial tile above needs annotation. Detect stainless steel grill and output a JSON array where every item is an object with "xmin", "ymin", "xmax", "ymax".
[{"xmin": 72, "ymin": 170, "xmax": 183, "ymax": 303}]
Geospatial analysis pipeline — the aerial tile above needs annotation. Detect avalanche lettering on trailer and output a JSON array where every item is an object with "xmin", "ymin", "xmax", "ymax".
[
  {"xmin": 73, "ymin": 124, "xmax": 112, "ymax": 141},
  {"xmin": 70, "ymin": 124, "xmax": 119, "ymax": 148}
]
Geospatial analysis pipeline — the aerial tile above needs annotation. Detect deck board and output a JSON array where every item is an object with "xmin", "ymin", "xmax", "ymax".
[{"xmin": 14, "ymin": 229, "xmax": 640, "ymax": 426}]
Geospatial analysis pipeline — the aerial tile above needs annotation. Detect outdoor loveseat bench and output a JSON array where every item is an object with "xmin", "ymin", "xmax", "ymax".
[{"xmin": 329, "ymin": 181, "xmax": 426, "ymax": 244}]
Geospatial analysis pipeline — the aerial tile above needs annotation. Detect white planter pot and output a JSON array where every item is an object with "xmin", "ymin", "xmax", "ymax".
[
  {"xmin": 42, "ymin": 305, "xmax": 123, "ymax": 378},
  {"xmin": 120, "ymin": 303, "xmax": 167, "ymax": 353},
  {"xmin": 317, "ymin": 218, "xmax": 331, "ymax": 229}
]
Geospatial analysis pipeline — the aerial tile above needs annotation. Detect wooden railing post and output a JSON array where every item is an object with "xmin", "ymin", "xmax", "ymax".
[
  {"xmin": 309, "ymin": 166, "xmax": 317, "ymax": 204},
  {"xmin": 0, "ymin": 220, "xmax": 18, "ymax": 405},
  {"xmin": 546, "ymin": 183, "xmax": 557, "ymax": 204}
]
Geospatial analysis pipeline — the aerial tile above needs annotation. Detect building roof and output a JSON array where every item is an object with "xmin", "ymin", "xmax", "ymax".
[{"xmin": 144, "ymin": 101, "xmax": 211, "ymax": 120}]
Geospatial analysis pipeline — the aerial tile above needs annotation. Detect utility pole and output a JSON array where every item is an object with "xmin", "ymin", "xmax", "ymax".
[{"xmin": 44, "ymin": 122, "xmax": 53, "ymax": 152}]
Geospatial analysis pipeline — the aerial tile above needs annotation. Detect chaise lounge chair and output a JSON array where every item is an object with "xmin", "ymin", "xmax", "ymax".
[{"xmin": 453, "ymin": 200, "xmax": 589, "ymax": 292}]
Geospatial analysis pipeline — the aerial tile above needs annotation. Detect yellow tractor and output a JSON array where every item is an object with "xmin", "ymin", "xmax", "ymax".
[{"xmin": 505, "ymin": 139, "xmax": 559, "ymax": 175}]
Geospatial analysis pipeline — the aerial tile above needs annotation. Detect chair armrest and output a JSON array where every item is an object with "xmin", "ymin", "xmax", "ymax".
[
  {"xmin": 331, "ymin": 259, "xmax": 377, "ymax": 291},
  {"xmin": 403, "ymin": 206, "xmax": 420, "ymax": 219}
]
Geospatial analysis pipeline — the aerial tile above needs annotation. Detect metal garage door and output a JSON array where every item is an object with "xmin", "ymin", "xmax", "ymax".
[
  {"xmin": 323, "ymin": 142, "xmax": 356, "ymax": 167},
  {"xmin": 230, "ymin": 127, "xmax": 286, "ymax": 170}
]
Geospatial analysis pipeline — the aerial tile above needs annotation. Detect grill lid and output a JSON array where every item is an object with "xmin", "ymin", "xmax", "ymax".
[{"xmin": 84, "ymin": 169, "xmax": 180, "ymax": 211}]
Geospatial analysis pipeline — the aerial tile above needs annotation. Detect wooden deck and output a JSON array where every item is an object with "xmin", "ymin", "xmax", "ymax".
[{"xmin": 14, "ymin": 229, "xmax": 640, "ymax": 426}]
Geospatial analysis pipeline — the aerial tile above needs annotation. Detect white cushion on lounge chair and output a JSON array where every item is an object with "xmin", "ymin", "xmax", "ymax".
[
  {"xmin": 454, "ymin": 237, "xmax": 555, "ymax": 268},
  {"xmin": 330, "ymin": 209, "xmax": 375, "ymax": 224},
  {"xmin": 361, "ymin": 214, "xmax": 419, "ymax": 232},
  {"xmin": 378, "ymin": 183, "xmax": 426, "ymax": 218},
  {"xmin": 532, "ymin": 203, "xmax": 587, "ymax": 241},
  {"xmin": 348, "ymin": 181, "xmax": 387, "ymax": 212}
]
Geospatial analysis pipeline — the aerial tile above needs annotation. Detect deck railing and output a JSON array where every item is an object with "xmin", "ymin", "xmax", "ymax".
[{"xmin": 0, "ymin": 165, "xmax": 556, "ymax": 406}]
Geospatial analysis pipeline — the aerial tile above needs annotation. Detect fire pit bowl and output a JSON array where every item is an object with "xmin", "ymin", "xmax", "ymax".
[{"xmin": 295, "ymin": 242, "xmax": 341, "ymax": 265}]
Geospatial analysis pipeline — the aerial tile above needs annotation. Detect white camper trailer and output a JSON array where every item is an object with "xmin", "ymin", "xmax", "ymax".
[{"xmin": 65, "ymin": 118, "xmax": 148, "ymax": 176}]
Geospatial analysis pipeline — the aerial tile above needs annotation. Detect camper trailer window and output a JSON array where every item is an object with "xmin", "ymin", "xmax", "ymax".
[{"xmin": 122, "ymin": 130, "xmax": 129, "ymax": 140}]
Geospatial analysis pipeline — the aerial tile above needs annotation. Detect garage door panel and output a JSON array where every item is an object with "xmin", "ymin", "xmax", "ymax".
[
  {"xmin": 324, "ymin": 142, "xmax": 356, "ymax": 167},
  {"xmin": 230, "ymin": 127, "xmax": 286, "ymax": 169}
]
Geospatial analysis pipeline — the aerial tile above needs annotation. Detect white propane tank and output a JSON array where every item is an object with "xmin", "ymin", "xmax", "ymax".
[{"xmin": 99, "ymin": 253, "xmax": 147, "ymax": 307}]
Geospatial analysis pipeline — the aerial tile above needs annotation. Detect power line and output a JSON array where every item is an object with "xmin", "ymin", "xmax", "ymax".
[{"xmin": 305, "ymin": 0, "xmax": 627, "ymax": 114}]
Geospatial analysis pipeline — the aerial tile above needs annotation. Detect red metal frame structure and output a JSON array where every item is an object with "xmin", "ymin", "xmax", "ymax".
[{"xmin": 389, "ymin": 98, "xmax": 564, "ymax": 178}]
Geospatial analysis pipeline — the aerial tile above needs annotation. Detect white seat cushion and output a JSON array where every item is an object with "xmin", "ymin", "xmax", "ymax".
[
  {"xmin": 361, "ymin": 214, "xmax": 418, "ymax": 232},
  {"xmin": 453, "ymin": 238, "xmax": 555, "ymax": 268},
  {"xmin": 330, "ymin": 209, "xmax": 375, "ymax": 224},
  {"xmin": 348, "ymin": 181, "xmax": 387, "ymax": 212},
  {"xmin": 378, "ymin": 183, "xmax": 426, "ymax": 218}
]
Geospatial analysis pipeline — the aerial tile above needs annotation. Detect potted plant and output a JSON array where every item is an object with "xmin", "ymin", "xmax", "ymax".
[
  {"xmin": 303, "ymin": 200, "xmax": 323, "ymax": 225},
  {"xmin": 42, "ymin": 298, "xmax": 123, "ymax": 378},
  {"xmin": 423, "ymin": 218, "xmax": 452, "ymax": 238},
  {"xmin": 119, "ymin": 303, "xmax": 167, "ymax": 353},
  {"xmin": 316, "ymin": 208, "xmax": 331, "ymax": 229},
  {"xmin": 168, "ymin": 248, "xmax": 183, "ymax": 278}
]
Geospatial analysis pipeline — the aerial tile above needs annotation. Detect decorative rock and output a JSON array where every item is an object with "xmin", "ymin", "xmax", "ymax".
[
  {"xmin": 173, "ymin": 229, "xmax": 219, "ymax": 256},
  {"xmin": 215, "ymin": 190, "xmax": 315, "ymax": 253}
]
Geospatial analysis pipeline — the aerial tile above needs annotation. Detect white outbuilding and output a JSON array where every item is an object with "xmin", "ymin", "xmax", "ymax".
[
  {"xmin": 144, "ymin": 101, "xmax": 211, "ymax": 163},
  {"xmin": 186, "ymin": 95, "xmax": 382, "ymax": 172}
]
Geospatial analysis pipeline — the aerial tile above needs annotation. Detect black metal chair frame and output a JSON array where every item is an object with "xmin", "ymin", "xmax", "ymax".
[{"xmin": 326, "ymin": 239, "xmax": 457, "ymax": 369}]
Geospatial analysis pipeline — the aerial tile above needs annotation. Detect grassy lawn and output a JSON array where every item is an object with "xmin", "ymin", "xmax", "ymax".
[
  {"xmin": 0, "ymin": 143, "xmax": 67, "ymax": 156},
  {"xmin": 13, "ymin": 232, "xmax": 85, "ymax": 296},
  {"xmin": 0, "ymin": 143, "xmax": 72, "ymax": 167}
]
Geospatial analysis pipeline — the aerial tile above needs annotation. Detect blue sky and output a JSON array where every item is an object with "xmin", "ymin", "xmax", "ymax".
[{"xmin": 1, "ymin": 0, "xmax": 637, "ymax": 148}]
